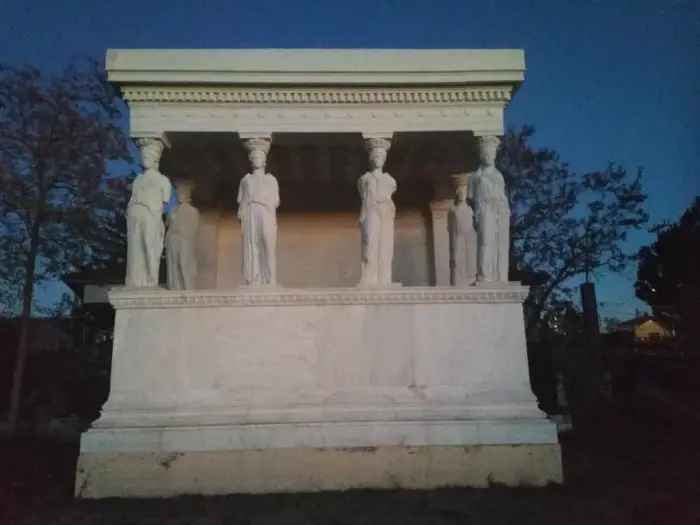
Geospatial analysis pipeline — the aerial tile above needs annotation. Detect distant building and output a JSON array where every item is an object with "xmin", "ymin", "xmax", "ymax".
[{"xmin": 606, "ymin": 315, "xmax": 675, "ymax": 343}]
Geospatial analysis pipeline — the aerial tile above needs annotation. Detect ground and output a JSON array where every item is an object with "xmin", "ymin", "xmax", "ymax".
[{"xmin": 2, "ymin": 391, "xmax": 699, "ymax": 525}]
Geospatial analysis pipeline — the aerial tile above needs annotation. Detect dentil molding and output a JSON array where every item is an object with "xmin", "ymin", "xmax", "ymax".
[
  {"xmin": 122, "ymin": 86, "xmax": 514, "ymax": 106},
  {"xmin": 107, "ymin": 285, "xmax": 529, "ymax": 309}
]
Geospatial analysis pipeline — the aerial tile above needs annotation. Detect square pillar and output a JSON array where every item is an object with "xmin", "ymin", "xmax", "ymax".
[
  {"xmin": 429, "ymin": 199, "xmax": 453, "ymax": 286},
  {"xmin": 195, "ymin": 211, "xmax": 220, "ymax": 289}
]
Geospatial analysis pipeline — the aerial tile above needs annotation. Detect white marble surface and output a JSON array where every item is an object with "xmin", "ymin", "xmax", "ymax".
[
  {"xmin": 82, "ymin": 419, "xmax": 557, "ymax": 453},
  {"xmin": 108, "ymin": 49, "xmax": 524, "ymax": 137},
  {"xmin": 96, "ymin": 285, "xmax": 540, "ymax": 435}
]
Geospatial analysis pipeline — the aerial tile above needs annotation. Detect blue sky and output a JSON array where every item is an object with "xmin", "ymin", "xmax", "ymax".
[{"xmin": 2, "ymin": 0, "xmax": 699, "ymax": 319}]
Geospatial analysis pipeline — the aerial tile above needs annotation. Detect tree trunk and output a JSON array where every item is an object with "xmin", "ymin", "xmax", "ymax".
[{"xmin": 7, "ymin": 222, "xmax": 40, "ymax": 434}]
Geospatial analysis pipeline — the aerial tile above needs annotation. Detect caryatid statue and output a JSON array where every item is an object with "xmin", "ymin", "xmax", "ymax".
[
  {"xmin": 166, "ymin": 180, "xmax": 200, "ymax": 290},
  {"xmin": 358, "ymin": 137, "xmax": 397, "ymax": 285},
  {"xmin": 468, "ymin": 135, "xmax": 511, "ymax": 283},
  {"xmin": 450, "ymin": 175, "xmax": 478, "ymax": 286},
  {"xmin": 125, "ymin": 138, "xmax": 172, "ymax": 288},
  {"xmin": 236, "ymin": 137, "xmax": 280, "ymax": 286}
]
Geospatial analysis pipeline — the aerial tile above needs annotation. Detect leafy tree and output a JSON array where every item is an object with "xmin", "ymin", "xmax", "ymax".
[
  {"xmin": 0, "ymin": 57, "xmax": 133, "ymax": 432},
  {"xmin": 498, "ymin": 126, "xmax": 648, "ymax": 338},
  {"xmin": 636, "ymin": 197, "xmax": 700, "ymax": 349}
]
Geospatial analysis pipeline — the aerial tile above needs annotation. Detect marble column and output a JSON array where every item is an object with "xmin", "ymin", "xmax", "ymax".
[
  {"xmin": 450, "ymin": 173, "xmax": 478, "ymax": 286},
  {"xmin": 429, "ymin": 199, "xmax": 453, "ymax": 286},
  {"xmin": 195, "ymin": 211, "xmax": 220, "ymax": 289},
  {"xmin": 166, "ymin": 179, "xmax": 200, "ymax": 290},
  {"xmin": 471, "ymin": 135, "xmax": 510, "ymax": 283},
  {"xmin": 125, "ymin": 136, "xmax": 171, "ymax": 288},
  {"xmin": 358, "ymin": 133, "xmax": 397, "ymax": 286},
  {"xmin": 236, "ymin": 134, "xmax": 279, "ymax": 286}
]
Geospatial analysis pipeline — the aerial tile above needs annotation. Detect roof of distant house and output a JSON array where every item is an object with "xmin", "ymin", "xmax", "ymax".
[{"xmin": 608, "ymin": 315, "xmax": 672, "ymax": 331}]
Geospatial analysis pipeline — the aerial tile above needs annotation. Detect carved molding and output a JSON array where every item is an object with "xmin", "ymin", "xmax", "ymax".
[
  {"xmin": 94, "ymin": 401, "xmax": 544, "ymax": 429},
  {"xmin": 122, "ymin": 86, "xmax": 514, "ymax": 106},
  {"xmin": 107, "ymin": 285, "xmax": 529, "ymax": 309},
  {"xmin": 129, "ymin": 105, "xmax": 505, "ymax": 136}
]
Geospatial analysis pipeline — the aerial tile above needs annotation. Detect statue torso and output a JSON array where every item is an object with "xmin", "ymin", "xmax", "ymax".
[
  {"xmin": 241, "ymin": 173, "xmax": 278, "ymax": 211},
  {"xmin": 130, "ymin": 170, "xmax": 171, "ymax": 217},
  {"xmin": 167, "ymin": 203, "xmax": 199, "ymax": 239}
]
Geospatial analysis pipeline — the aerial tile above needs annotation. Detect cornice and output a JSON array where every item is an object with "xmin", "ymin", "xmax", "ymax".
[
  {"xmin": 122, "ymin": 86, "xmax": 513, "ymax": 106},
  {"xmin": 107, "ymin": 285, "xmax": 529, "ymax": 309}
]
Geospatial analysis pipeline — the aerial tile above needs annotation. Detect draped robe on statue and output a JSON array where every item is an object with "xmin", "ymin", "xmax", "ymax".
[
  {"xmin": 237, "ymin": 172, "xmax": 280, "ymax": 285},
  {"xmin": 358, "ymin": 170, "xmax": 397, "ymax": 285},
  {"xmin": 468, "ymin": 167, "xmax": 510, "ymax": 282},
  {"xmin": 450, "ymin": 200, "xmax": 478, "ymax": 286},
  {"xmin": 126, "ymin": 170, "xmax": 172, "ymax": 288}
]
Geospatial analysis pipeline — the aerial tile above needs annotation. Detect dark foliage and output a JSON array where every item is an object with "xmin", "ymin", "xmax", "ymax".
[
  {"xmin": 498, "ymin": 126, "xmax": 648, "ymax": 338},
  {"xmin": 636, "ymin": 197, "xmax": 700, "ymax": 350}
]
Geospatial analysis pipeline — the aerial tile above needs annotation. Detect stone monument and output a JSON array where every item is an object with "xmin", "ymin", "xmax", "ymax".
[
  {"xmin": 76, "ymin": 48, "xmax": 562, "ymax": 498},
  {"xmin": 166, "ymin": 179, "xmax": 200, "ymax": 290},
  {"xmin": 125, "ymin": 138, "xmax": 171, "ymax": 288}
]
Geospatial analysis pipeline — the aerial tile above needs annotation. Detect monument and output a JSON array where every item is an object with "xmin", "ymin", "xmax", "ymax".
[{"xmin": 76, "ymin": 49, "xmax": 563, "ymax": 498}]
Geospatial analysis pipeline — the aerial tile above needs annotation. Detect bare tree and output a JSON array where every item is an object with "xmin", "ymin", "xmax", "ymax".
[
  {"xmin": 498, "ymin": 126, "xmax": 649, "ymax": 338},
  {"xmin": 0, "ymin": 57, "xmax": 132, "ymax": 432}
]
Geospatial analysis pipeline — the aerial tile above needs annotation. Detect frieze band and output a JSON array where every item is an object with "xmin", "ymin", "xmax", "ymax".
[{"xmin": 108, "ymin": 286, "xmax": 529, "ymax": 309}]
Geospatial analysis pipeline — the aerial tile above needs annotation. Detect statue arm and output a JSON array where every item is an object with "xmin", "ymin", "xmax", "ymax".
[
  {"xmin": 357, "ymin": 174, "xmax": 366, "ymax": 197},
  {"xmin": 162, "ymin": 177, "xmax": 173, "ymax": 205},
  {"xmin": 271, "ymin": 175, "xmax": 280, "ymax": 209},
  {"xmin": 236, "ymin": 176, "xmax": 246, "ymax": 219},
  {"xmin": 386, "ymin": 174, "xmax": 397, "ymax": 200},
  {"xmin": 466, "ymin": 176, "xmax": 476, "ymax": 204}
]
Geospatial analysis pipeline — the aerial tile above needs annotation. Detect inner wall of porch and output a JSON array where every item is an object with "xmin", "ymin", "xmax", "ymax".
[{"xmin": 159, "ymin": 131, "xmax": 478, "ymax": 289}]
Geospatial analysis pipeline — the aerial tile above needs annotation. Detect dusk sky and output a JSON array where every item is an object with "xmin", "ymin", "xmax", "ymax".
[{"xmin": 2, "ymin": 0, "xmax": 699, "ymax": 319}]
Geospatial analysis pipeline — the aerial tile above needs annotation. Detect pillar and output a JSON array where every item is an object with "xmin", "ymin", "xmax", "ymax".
[
  {"xmin": 429, "ymin": 199, "xmax": 453, "ymax": 286},
  {"xmin": 359, "ymin": 133, "xmax": 395, "ymax": 286},
  {"xmin": 237, "ymin": 133, "xmax": 278, "ymax": 286},
  {"xmin": 195, "ymin": 210, "xmax": 220, "ymax": 289}
]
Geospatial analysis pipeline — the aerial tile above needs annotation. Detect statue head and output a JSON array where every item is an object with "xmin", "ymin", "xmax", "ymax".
[
  {"xmin": 368, "ymin": 148, "xmax": 387, "ymax": 170},
  {"xmin": 478, "ymin": 136, "xmax": 500, "ymax": 168},
  {"xmin": 456, "ymin": 185, "xmax": 467, "ymax": 203},
  {"xmin": 243, "ymin": 137, "xmax": 271, "ymax": 171},
  {"xmin": 138, "ymin": 139, "xmax": 165, "ymax": 171},
  {"xmin": 365, "ymin": 137, "xmax": 391, "ymax": 170},
  {"xmin": 248, "ymin": 149, "xmax": 267, "ymax": 170},
  {"xmin": 175, "ymin": 180, "xmax": 194, "ymax": 204}
]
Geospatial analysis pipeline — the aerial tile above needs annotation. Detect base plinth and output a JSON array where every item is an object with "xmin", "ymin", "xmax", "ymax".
[
  {"xmin": 78, "ymin": 285, "xmax": 563, "ymax": 497},
  {"xmin": 77, "ymin": 443, "xmax": 562, "ymax": 498}
]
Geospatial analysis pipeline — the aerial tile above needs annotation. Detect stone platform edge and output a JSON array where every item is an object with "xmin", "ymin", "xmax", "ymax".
[
  {"xmin": 107, "ymin": 283, "xmax": 530, "ymax": 309},
  {"xmin": 76, "ymin": 443, "xmax": 563, "ymax": 498}
]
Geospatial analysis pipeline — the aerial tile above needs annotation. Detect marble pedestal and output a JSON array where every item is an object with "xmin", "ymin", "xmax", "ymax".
[{"xmin": 76, "ymin": 285, "xmax": 562, "ymax": 498}]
